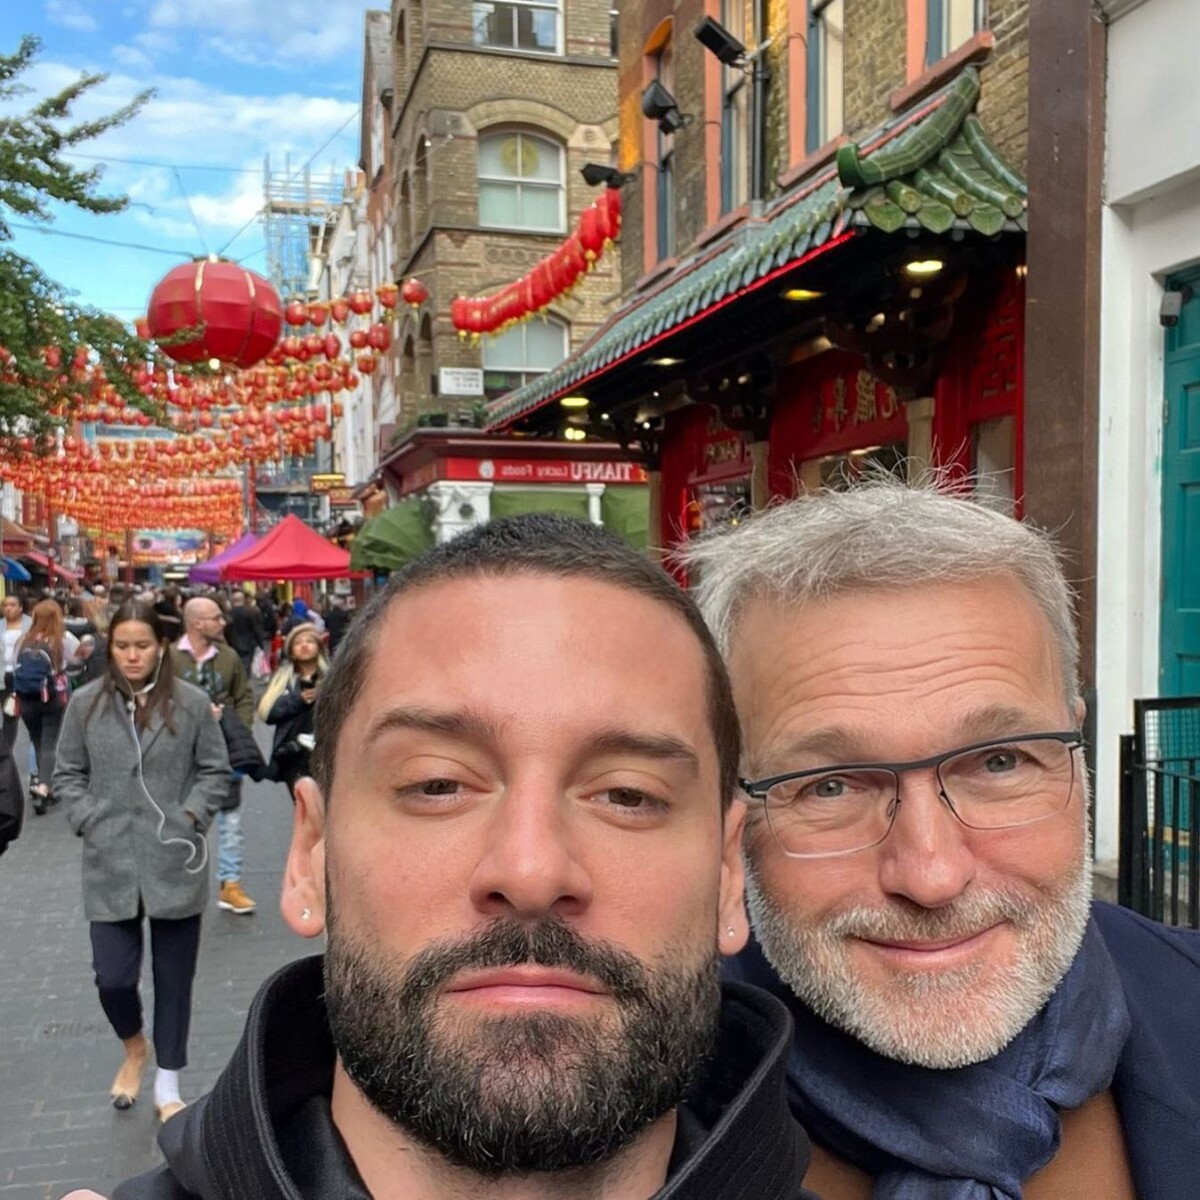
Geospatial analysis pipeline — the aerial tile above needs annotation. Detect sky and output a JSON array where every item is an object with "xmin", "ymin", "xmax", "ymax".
[{"xmin": 1, "ymin": 0, "xmax": 381, "ymax": 320}]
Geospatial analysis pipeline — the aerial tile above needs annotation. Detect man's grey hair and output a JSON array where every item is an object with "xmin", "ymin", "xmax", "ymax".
[{"xmin": 679, "ymin": 477, "xmax": 1081, "ymax": 703}]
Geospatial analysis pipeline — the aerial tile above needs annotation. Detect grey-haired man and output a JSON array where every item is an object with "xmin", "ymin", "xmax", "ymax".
[{"xmin": 685, "ymin": 481, "xmax": 1200, "ymax": 1200}]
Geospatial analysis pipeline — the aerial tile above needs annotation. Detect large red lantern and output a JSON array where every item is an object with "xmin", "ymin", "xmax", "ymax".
[
  {"xmin": 400, "ymin": 277, "xmax": 429, "ymax": 312},
  {"xmin": 146, "ymin": 257, "xmax": 282, "ymax": 369}
]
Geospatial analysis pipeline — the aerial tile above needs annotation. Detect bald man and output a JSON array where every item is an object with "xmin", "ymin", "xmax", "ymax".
[{"xmin": 171, "ymin": 599, "xmax": 257, "ymax": 915}]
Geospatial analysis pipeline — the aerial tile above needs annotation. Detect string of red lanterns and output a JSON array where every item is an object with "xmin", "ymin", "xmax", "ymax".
[{"xmin": 451, "ymin": 188, "xmax": 621, "ymax": 340}]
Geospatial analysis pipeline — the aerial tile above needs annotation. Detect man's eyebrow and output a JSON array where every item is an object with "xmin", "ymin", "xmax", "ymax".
[
  {"xmin": 363, "ymin": 706, "xmax": 504, "ymax": 750},
  {"xmin": 586, "ymin": 729, "xmax": 701, "ymax": 776},
  {"xmin": 758, "ymin": 704, "xmax": 1060, "ymax": 773}
]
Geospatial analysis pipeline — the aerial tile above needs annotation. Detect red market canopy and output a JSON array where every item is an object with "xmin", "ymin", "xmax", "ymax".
[{"xmin": 219, "ymin": 514, "xmax": 360, "ymax": 582}]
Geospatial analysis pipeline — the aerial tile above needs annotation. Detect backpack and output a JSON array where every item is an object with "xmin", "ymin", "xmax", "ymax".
[{"xmin": 13, "ymin": 643, "xmax": 59, "ymax": 700}]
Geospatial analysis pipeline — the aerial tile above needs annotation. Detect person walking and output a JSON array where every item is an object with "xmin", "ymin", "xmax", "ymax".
[
  {"xmin": 53, "ymin": 601, "xmax": 229, "ymax": 1122},
  {"xmin": 321, "ymin": 595, "xmax": 351, "ymax": 657},
  {"xmin": 13, "ymin": 598, "xmax": 78, "ymax": 813},
  {"xmin": 1, "ymin": 593, "xmax": 31, "ymax": 756},
  {"xmin": 225, "ymin": 590, "xmax": 267, "ymax": 677},
  {"xmin": 258, "ymin": 623, "xmax": 327, "ymax": 798},
  {"xmin": 170, "ymin": 598, "xmax": 258, "ymax": 915}
]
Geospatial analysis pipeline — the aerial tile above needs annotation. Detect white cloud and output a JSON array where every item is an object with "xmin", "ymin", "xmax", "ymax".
[
  {"xmin": 45, "ymin": 0, "xmax": 100, "ymax": 32},
  {"xmin": 147, "ymin": 0, "xmax": 369, "ymax": 68}
]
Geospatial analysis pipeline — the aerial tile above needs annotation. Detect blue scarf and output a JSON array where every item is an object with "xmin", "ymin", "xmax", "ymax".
[{"xmin": 756, "ymin": 919, "xmax": 1131, "ymax": 1199}]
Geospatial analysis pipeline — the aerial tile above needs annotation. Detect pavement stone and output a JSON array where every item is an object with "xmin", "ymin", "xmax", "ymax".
[{"xmin": 0, "ymin": 720, "xmax": 308, "ymax": 1200}]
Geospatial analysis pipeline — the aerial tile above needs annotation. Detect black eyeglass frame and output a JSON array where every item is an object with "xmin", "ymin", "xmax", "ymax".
[{"xmin": 739, "ymin": 730, "xmax": 1085, "ymax": 855}]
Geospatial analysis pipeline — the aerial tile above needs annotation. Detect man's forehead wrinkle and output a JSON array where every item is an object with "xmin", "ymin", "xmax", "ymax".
[{"xmin": 360, "ymin": 704, "xmax": 511, "ymax": 751}]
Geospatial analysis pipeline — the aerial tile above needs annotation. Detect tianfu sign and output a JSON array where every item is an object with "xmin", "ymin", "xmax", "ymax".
[{"xmin": 452, "ymin": 457, "xmax": 648, "ymax": 485}]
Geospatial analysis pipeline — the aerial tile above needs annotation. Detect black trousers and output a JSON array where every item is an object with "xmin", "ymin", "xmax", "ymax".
[
  {"xmin": 90, "ymin": 911, "xmax": 202, "ymax": 1070},
  {"xmin": 19, "ymin": 694, "xmax": 63, "ymax": 784}
]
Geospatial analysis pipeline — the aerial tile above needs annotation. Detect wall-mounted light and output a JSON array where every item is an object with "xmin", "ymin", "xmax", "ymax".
[
  {"xmin": 904, "ymin": 258, "xmax": 944, "ymax": 277},
  {"xmin": 564, "ymin": 427, "xmax": 587, "ymax": 441},
  {"xmin": 560, "ymin": 395, "xmax": 590, "ymax": 409},
  {"xmin": 782, "ymin": 287, "xmax": 823, "ymax": 302},
  {"xmin": 693, "ymin": 16, "xmax": 746, "ymax": 65},
  {"xmin": 648, "ymin": 356, "xmax": 683, "ymax": 367},
  {"xmin": 642, "ymin": 80, "xmax": 686, "ymax": 135},
  {"xmin": 581, "ymin": 162, "xmax": 637, "ymax": 188}
]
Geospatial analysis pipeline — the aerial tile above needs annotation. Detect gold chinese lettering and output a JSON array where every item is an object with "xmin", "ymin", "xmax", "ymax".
[
  {"xmin": 854, "ymin": 371, "xmax": 877, "ymax": 425},
  {"xmin": 832, "ymin": 377, "xmax": 848, "ymax": 432}
]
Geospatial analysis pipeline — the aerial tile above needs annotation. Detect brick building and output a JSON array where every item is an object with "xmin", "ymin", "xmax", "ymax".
[
  {"xmin": 488, "ymin": 0, "xmax": 1031, "ymax": 558},
  {"xmin": 385, "ymin": 0, "xmax": 619, "ymax": 432}
]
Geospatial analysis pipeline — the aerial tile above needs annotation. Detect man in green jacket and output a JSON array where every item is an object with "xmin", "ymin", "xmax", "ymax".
[{"xmin": 171, "ymin": 597, "xmax": 257, "ymax": 915}]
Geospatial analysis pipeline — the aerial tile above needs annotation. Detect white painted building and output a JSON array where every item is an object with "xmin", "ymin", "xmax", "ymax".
[{"xmin": 1094, "ymin": 0, "xmax": 1200, "ymax": 865}]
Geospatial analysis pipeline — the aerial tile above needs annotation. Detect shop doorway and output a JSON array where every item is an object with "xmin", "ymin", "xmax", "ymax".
[{"xmin": 1159, "ymin": 267, "xmax": 1200, "ymax": 694}]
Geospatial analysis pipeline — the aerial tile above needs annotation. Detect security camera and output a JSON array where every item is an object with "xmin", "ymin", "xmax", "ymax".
[
  {"xmin": 1160, "ymin": 286, "xmax": 1193, "ymax": 328},
  {"xmin": 694, "ymin": 16, "xmax": 746, "ymax": 65},
  {"xmin": 642, "ymin": 80, "xmax": 686, "ymax": 135}
]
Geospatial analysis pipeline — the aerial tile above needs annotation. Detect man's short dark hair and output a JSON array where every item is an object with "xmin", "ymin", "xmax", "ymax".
[{"xmin": 313, "ymin": 515, "xmax": 740, "ymax": 810}]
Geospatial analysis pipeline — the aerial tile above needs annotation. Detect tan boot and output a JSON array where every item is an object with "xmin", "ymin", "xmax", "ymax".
[
  {"xmin": 218, "ymin": 879, "xmax": 257, "ymax": 914},
  {"xmin": 110, "ymin": 1032, "xmax": 149, "ymax": 1111}
]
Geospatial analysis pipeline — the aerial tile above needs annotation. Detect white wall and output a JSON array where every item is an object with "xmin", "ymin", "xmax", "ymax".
[
  {"xmin": 1095, "ymin": 0, "xmax": 1200, "ymax": 864},
  {"xmin": 1106, "ymin": 0, "xmax": 1200, "ymax": 206}
]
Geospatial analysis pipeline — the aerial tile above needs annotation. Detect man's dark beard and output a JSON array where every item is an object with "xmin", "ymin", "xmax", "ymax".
[{"xmin": 324, "ymin": 913, "xmax": 722, "ymax": 1177}]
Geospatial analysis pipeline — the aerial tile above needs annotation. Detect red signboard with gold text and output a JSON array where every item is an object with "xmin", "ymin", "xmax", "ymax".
[{"xmin": 401, "ymin": 457, "xmax": 648, "ymax": 494}]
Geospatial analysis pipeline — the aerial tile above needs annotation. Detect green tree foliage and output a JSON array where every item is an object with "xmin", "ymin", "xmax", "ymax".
[{"xmin": 0, "ymin": 35, "xmax": 154, "ymax": 441}]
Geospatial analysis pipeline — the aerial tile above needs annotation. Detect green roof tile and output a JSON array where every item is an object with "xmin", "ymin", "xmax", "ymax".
[{"xmin": 487, "ymin": 66, "xmax": 1025, "ymax": 430}]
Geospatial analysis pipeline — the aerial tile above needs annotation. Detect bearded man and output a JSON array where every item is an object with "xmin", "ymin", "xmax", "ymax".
[
  {"xmin": 684, "ymin": 480, "xmax": 1200, "ymax": 1200},
  {"xmin": 90, "ymin": 515, "xmax": 813, "ymax": 1200}
]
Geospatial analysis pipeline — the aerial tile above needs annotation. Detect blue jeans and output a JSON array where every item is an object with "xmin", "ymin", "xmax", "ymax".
[{"xmin": 216, "ymin": 807, "xmax": 243, "ymax": 884}]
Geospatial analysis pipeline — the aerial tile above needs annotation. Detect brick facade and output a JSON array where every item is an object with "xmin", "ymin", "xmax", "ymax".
[
  {"xmin": 386, "ymin": 0, "xmax": 619, "ymax": 428},
  {"xmin": 619, "ymin": 0, "xmax": 1028, "ymax": 291}
]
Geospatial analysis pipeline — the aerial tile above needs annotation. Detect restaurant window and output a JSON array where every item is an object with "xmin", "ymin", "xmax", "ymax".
[
  {"xmin": 926, "ymin": 0, "xmax": 984, "ymax": 65},
  {"xmin": 806, "ymin": 0, "xmax": 844, "ymax": 155},
  {"xmin": 478, "ymin": 131, "xmax": 565, "ymax": 233},
  {"xmin": 484, "ymin": 317, "xmax": 568, "ymax": 396},
  {"xmin": 473, "ymin": 0, "xmax": 562, "ymax": 54}
]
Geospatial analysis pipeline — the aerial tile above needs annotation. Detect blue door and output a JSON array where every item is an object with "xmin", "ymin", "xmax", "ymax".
[{"xmin": 1160, "ymin": 269, "xmax": 1200, "ymax": 694}]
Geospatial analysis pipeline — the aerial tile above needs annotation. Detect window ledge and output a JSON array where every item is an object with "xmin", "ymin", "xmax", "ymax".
[
  {"xmin": 636, "ymin": 257, "xmax": 679, "ymax": 291},
  {"xmin": 696, "ymin": 204, "xmax": 751, "ymax": 249},
  {"xmin": 778, "ymin": 135, "xmax": 849, "ymax": 193},
  {"xmin": 890, "ymin": 30, "xmax": 995, "ymax": 114}
]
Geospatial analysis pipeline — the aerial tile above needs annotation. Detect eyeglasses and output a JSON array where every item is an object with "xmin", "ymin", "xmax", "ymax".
[{"xmin": 739, "ymin": 731, "xmax": 1083, "ymax": 859}]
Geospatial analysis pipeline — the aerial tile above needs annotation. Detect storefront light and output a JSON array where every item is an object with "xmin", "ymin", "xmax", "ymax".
[
  {"xmin": 904, "ymin": 259, "xmax": 944, "ymax": 277},
  {"xmin": 649, "ymin": 356, "xmax": 683, "ymax": 367},
  {"xmin": 563, "ymin": 427, "xmax": 587, "ymax": 441},
  {"xmin": 560, "ymin": 395, "xmax": 590, "ymax": 409},
  {"xmin": 782, "ymin": 288, "xmax": 824, "ymax": 302}
]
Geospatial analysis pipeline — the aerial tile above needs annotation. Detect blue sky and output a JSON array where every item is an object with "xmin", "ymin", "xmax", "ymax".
[{"xmin": 1, "ymin": 1, "xmax": 380, "ymax": 319}]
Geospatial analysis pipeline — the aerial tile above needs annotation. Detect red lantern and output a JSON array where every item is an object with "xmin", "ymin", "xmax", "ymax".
[
  {"xmin": 349, "ymin": 329, "xmax": 369, "ymax": 350},
  {"xmin": 579, "ymin": 204, "xmax": 604, "ymax": 261},
  {"xmin": 450, "ymin": 297, "xmax": 469, "ymax": 337},
  {"xmin": 146, "ymin": 257, "xmax": 282, "ymax": 369},
  {"xmin": 330, "ymin": 298, "xmax": 351, "ymax": 323},
  {"xmin": 400, "ymin": 277, "xmax": 429, "ymax": 312},
  {"xmin": 367, "ymin": 323, "xmax": 392, "ymax": 352},
  {"xmin": 356, "ymin": 353, "xmax": 378, "ymax": 374},
  {"xmin": 377, "ymin": 282, "xmax": 399, "ymax": 310},
  {"xmin": 284, "ymin": 300, "xmax": 309, "ymax": 327},
  {"xmin": 308, "ymin": 302, "xmax": 329, "ymax": 327},
  {"xmin": 348, "ymin": 289, "xmax": 374, "ymax": 316},
  {"xmin": 323, "ymin": 333, "xmax": 341, "ymax": 361}
]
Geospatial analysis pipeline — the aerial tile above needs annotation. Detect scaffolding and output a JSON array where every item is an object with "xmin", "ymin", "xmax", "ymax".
[{"xmin": 261, "ymin": 154, "xmax": 343, "ymax": 301}]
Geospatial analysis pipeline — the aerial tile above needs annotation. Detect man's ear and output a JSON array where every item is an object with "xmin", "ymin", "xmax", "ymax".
[
  {"xmin": 281, "ymin": 776, "xmax": 327, "ymax": 937},
  {"xmin": 1073, "ymin": 695, "xmax": 1086, "ymax": 730},
  {"xmin": 717, "ymin": 798, "xmax": 751, "ymax": 956}
]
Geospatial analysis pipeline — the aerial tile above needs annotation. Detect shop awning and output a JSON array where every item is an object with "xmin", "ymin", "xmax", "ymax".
[
  {"xmin": 21, "ymin": 551, "xmax": 83, "ymax": 583},
  {"xmin": 1, "ymin": 518, "xmax": 36, "ymax": 553},
  {"xmin": 349, "ymin": 499, "xmax": 435, "ymax": 572},
  {"xmin": 2, "ymin": 557, "xmax": 31, "ymax": 583},
  {"xmin": 487, "ymin": 66, "xmax": 1025, "ymax": 430}
]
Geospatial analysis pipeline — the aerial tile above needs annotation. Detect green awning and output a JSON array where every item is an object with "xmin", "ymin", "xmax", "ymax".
[
  {"xmin": 489, "ymin": 489, "xmax": 591, "ymax": 521},
  {"xmin": 349, "ymin": 499, "xmax": 434, "ymax": 572},
  {"xmin": 601, "ymin": 486, "xmax": 649, "ymax": 550},
  {"xmin": 487, "ymin": 66, "xmax": 1024, "ymax": 430}
]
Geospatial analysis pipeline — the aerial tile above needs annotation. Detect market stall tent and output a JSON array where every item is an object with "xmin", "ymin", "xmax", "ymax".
[
  {"xmin": 188, "ymin": 531, "xmax": 259, "ymax": 585},
  {"xmin": 220, "ymin": 515, "xmax": 360, "ymax": 582}
]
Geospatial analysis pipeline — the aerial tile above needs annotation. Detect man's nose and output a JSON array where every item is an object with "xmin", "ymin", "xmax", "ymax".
[
  {"xmin": 876, "ymin": 770, "xmax": 977, "ymax": 908},
  {"xmin": 467, "ymin": 779, "xmax": 592, "ymax": 921}
]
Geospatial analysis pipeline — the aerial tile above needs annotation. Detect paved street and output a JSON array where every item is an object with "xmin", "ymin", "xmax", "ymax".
[{"xmin": 0, "ymin": 722, "xmax": 307, "ymax": 1200}]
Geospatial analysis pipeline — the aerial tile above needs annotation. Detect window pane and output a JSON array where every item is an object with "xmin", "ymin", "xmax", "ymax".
[
  {"xmin": 483, "ymin": 325, "xmax": 527, "ymax": 370},
  {"xmin": 473, "ymin": 2, "xmax": 515, "ymax": 47},
  {"xmin": 478, "ymin": 135, "xmax": 514, "ymax": 178},
  {"xmin": 822, "ymin": 0, "xmax": 844, "ymax": 143},
  {"xmin": 525, "ymin": 319, "xmax": 568, "ymax": 368},
  {"xmin": 479, "ymin": 181, "xmax": 519, "ymax": 226},
  {"xmin": 520, "ymin": 183, "xmax": 562, "ymax": 229},
  {"xmin": 519, "ymin": 136, "xmax": 560, "ymax": 182},
  {"xmin": 518, "ymin": 7, "xmax": 558, "ymax": 51},
  {"xmin": 948, "ymin": 0, "xmax": 977, "ymax": 51}
]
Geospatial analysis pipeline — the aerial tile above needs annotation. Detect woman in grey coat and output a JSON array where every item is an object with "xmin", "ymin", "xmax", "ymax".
[{"xmin": 53, "ymin": 601, "xmax": 230, "ymax": 1124}]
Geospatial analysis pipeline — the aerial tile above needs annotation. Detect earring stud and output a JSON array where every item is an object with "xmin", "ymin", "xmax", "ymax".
[
  {"xmin": 301, "ymin": 907, "xmax": 312, "ymax": 921},
  {"xmin": 726, "ymin": 926, "xmax": 736, "ymax": 938}
]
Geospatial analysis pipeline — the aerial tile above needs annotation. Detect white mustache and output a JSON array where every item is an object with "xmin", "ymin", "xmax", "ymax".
[{"xmin": 824, "ymin": 889, "xmax": 1040, "ymax": 944}]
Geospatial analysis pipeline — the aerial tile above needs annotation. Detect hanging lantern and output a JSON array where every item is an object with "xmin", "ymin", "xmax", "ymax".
[
  {"xmin": 367, "ymin": 323, "xmax": 392, "ymax": 352},
  {"xmin": 284, "ymin": 299, "xmax": 309, "ymax": 327},
  {"xmin": 348, "ymin": 289, "xmax": 374, "ymax": 316},
  {"xmin": 399, "ymin": 277, "xmax": 429, "ymax": 313},
  {"xmin": 579, "ymin": 204, "xmax": 604, "ymax": 261},
  {"xmin": 377, "ymin": 282, "xmax": 399, "ymax": 310},
  {"xmin": 146, "ymin": 257, "xmax": 282, "ymax": 369}
]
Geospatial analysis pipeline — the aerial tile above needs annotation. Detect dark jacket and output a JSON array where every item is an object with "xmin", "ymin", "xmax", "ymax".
[
  {"xmin": 0, "ymin": 740, "xmax": 23, "ymax": 857},
  {"xmin": 113, "ymin": 955, "xmax": 816, "ymax": 1200},
  {"xmin": 323, "ymin": 606, "xmax": 350, "ymax": 655},
  {"xmin": 227, "ymin": 605, "xmax": 267, "ymax": 658},
  {"xmin": 728, "ymin": 900, "xmax": 1200, "ymax": 1200},
  {"xmin": 170, "ymin": 642, "xmax": 253, "ymax": 728}
]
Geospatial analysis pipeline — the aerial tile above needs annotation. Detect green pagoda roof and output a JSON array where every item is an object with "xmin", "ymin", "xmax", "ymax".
[{"xmin": 488, "ymin": 67, "xmax": 1026, "ymax": 430}]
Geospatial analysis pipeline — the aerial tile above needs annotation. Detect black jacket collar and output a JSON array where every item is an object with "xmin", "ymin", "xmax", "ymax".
[{"xmin": 125, "ymin": 955, "xmax": 815, "ymax": 1199}]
